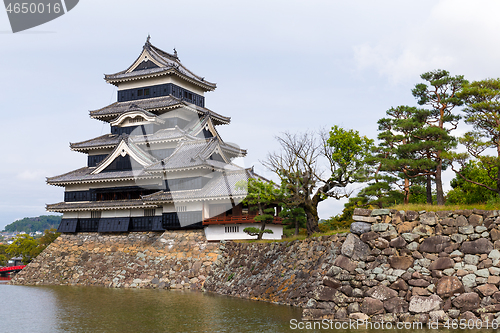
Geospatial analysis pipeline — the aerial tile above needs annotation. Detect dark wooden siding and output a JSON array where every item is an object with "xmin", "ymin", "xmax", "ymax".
[
  {"xmin": 57, "ymin": 219, "xmax": 78, "ymax": 233},
  {"xmin": 162, "ymin": 211, "xmax": 202, "ymax": 229},
  {"xmin": 57, "ymin": 215, "xmax": 203, "ymax": 233},
  {"xmin": 64, "ymin": 191, "xmax": 95, "ymax": 202},
  {"xmin": 117, "ymin": 83, "xmax": 204, "ymax": 107},
  {"xmin": 88, "ymin": 154, "xmax": 108, "ymax": 167},
  {"xmin": 64, "ymin": 186, "xmax": 160, "ymax": 202},
  {"xmin": 98, "ymin": 218, "xmax": 130, "ymax": 232},
  {"xmin": 77, "ymin": 218, "xmax": 100, "ymax": 232},
  {"xmin": 130, "ymin": 216, "xmax": 163, "ymax": 232},
  {"xmin": 133, "ymin": 60, "xmax": 159, "ymax": 71}
]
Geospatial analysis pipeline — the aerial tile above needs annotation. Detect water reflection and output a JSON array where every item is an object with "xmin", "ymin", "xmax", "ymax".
[{"xmin": 0, "ymin": 285, "xmax": 303, "ymax": 333}]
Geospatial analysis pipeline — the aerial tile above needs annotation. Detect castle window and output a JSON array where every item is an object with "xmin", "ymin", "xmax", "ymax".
[
  {"xmin": 225, "ymin": 226, "xmax": 239, "ymax": 233},
  {"xmin": 91, "ymin": 211, "xmax": 101, "ymax": 219},
  {"xmin": 144, "ymin": 88, "xmax": 150, "ymax": 96},
  {"xmin": 129, "ymin": 117, "xmax": 144, "ymax": 124},
  {"xmin": 144, "ymin": 209, "xmax": 155, "ymax": 217},
  {"xmin": 176, "ymin": 206, "xmax": 187, "ymax": 212},
  {"xmin": 137, "ymin": 89, "xmax": 143, "ymax": 97}
]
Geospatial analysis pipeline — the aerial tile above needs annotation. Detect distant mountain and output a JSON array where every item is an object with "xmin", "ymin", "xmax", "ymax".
[{"xmin": 3, "ymin": 215, "xmax": 62, "ymax": 233}]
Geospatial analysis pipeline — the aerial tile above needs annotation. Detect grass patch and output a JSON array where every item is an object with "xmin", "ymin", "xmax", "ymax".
[
  {"xmin": 390, "ymin": 203, "xmax": 499, "ymax": 212},
  {"xmin": 234, "ymin": 228, "xmax": 350, "ymax": 244}
]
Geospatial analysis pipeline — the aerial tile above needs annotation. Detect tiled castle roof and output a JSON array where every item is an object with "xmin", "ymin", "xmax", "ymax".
[
  {"xmin": 47, "ymin": 199, "xmax": 158, "ymax": 212},
  {"xmin": 46, "ymin": 166, "xmax": 160, "ymax": 186},
  {"xmin": 47, "ymin": 168, "xmax": 259, "ymax": 211},
  {"xmin": 104, "ymin": 39, "xmax": 216, "ymax": 91},
  {"xmin": 89, "ymin": 95, "xmax": 230, "ymax": 125},
  {"xmin": 145, "ymin": 138, "xmax": 245, "ymax": 173},
  {"xmin": 142, "ymin": 168, "xmax": 258, "ymax": 203}
]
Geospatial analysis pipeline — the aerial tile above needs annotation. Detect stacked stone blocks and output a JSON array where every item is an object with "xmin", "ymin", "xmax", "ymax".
[{"xmin": 12, "ymin": 230, "xmax": 220, "ymax": 290}]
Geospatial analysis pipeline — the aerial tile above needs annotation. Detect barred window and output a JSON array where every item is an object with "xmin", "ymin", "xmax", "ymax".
[
  {"xmin": 225, "ymin": 226, "xmax": 239, "ymax": 233},
  {"xmin": 91, "ymin": 211, "xmax": 101, "ymax": 219},
  {"xmin": 144, "ymin": 209, "xmax": 155, "ymax": 217},
  {"xmin": 176, "ymin": 206, "xmax": 187, "ymax": 212}
]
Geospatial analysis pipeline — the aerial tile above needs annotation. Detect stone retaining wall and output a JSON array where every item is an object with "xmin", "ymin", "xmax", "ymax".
[
  {"xmin": 206, "ymin": 209, "xmax": 500, "ymax": 323},
  {"xmin": 12, "ymin": 230, "xmax": 220, "ymax": 290},
  {"xmin": 12, "ymin": 208, "xmax": 500, "ymax": 324}
]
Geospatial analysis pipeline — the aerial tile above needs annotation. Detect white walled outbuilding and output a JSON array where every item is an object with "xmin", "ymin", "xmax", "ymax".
[{"xmin": 204, "ymin": 224, "xmax": 283, "ymax": 241}]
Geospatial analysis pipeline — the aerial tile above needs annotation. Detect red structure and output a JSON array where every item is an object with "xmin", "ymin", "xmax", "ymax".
[{"xmin": 0, "ymin": 265, "xmax": 26, "ymax": 274}]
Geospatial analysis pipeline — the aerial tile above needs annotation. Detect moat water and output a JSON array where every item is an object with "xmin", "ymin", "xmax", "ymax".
[
  {"xmin": 0, "ymin": 284, "xmax": 303, "ymax": 332},
  {"xmin": 0, "ymin": 283, "xmax": 494, "ymax": 333}
]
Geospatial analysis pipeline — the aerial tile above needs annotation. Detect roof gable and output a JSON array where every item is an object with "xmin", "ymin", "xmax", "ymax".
[
  {"xmin": 110, "ymin": 109, "xmax": 164, "ymax": 127},
  {"xmin": 125, "ymin": 47, "xmax": 164, "ymax": 74},
  {"xmin": 92, "ymin": 138, "xmax": 157, "ymax": 175},
  {"xmin": 104, "ymin": 37, "xmax": 216, "ymax": 91}
]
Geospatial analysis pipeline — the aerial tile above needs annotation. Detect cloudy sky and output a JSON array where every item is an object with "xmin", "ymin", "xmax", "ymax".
[{"xmin": 0, "ymin": 0, "xmax": 499, "ymax": 230}]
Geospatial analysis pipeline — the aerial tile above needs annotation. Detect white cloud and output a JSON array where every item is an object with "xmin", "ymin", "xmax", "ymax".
[
  {"xmin": 353, "ymin": 0, "xmax": 500, "ymax": 84},
  {"xmin": 16, "ymin": 170, "xmax": 46, "ymax": 181},
  {"xmin": 353, "ymin": 43, "xmax": 455, "ymax": 84}
]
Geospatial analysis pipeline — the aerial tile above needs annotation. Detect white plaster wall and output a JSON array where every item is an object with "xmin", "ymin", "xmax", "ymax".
[
  {"xmin": 204, "ymin": 224, "xmax": 283, "ymax": 241},
  {"xmin": 162, "ymin": 203, "xmax": 176, "ymax": 213},
  {"xmin": 117, "ymin": 76, "xmax": 206, "ymax": 96},
  {"xmin": 164, "ymin": 169, "xmax": 212, "ymax": 179},
  {"xmin": 117, "ymin": 76, "xmax": 173, "ymax": 90},
  {"xmin": 64, "ymin": 184, "xmax": 91, "ymax": 191},
  {"xmin": 78, "ymin": 211, "xmax": 91, "ymax": 219},
  {"xmin": 62, "ymin": 212, "xmax": 78, "ymax": 219},
  {"xmin": 101, "ymin": 210, "xmax": 133, "ymax": 218},
  {"xmin": 129, "ymin": 208, "xmax": 143, "ymax": 217},
  {"xmin": 174, "ymin": 201, "xmax": 202, "ymax": 211},
  {"xmin": 87, "ymin": 148, "xmax": 114, "ymax": 156}
]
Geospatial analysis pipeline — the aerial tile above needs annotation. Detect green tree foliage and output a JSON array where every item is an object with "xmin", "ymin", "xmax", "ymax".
[
  {"xmin": 242, "ymin": 226, "xmax": 273, "ymax": 238},
  {"xmin": 0, "ymin": 244, "xmax": 8, "ymax": 266},
  {"xmin": 452, "ymin": 78, "xmax": 500, "ymax": 195},
  {"xmin": 412, "ymin": 69, "xmax": 467, "ymax": 205},
  {"xmin": 38, "ymin": 228, "xmax": 61, "ymax": 248},
  {"xmin": 376, "ymin": 105, "xmax": 436, "ymax": 204},
  {"xmin": 348, "ymin": 179, "xmax": 404, "ymax": 209},
  {"xmin": 447, "ymin": 161, "xmax": 499, "ymax": 204},
  {"xmin": 408, "ymin": 184, "xmax": 435, "ymax": 204},
  {"xmin": 263, "ymin": 127, "xmax": 373, "ymax": 236},
  {"xmin": 3, "ymin": 215, "xmax": 61, "ymax": 233},
  {"xmin": 236, "ymin": 178, "xmax": 281, "ymax": 240},
  {"xmin": 279, "ymin": 206, "xmax": 306, "ymax": 236},
  {"xmin": 6, "ymin": 234, "xmax": 41, "ymax": 264},
  {"xmin": 5, "ymin": 229, "xmax": 60, "ymax": 264}
]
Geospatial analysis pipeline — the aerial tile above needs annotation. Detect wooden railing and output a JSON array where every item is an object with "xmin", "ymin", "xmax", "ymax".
[{"xmin": 203, "ymin": 214, "xmax": 283, "ymax": 225}]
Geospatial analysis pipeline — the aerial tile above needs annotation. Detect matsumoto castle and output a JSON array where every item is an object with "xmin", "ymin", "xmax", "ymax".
[{"xmin": 48, "ymin": 37, "xmax": 282, "ymax": 240}]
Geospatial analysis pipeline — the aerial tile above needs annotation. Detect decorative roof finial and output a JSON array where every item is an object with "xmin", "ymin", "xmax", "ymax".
[
  {"xmin": 146, "ymin": 34, "xmax": 151, "ymax": 44},
  {"xmin": 173, "ymin": 48, "xmax": 178, "ymax": 57}
]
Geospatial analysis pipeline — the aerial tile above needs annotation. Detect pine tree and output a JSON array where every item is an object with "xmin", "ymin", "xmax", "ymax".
[
  {"xmin": 451, "ymin": 78, "xmax": 500, "ymax": 195},
  {"xmin": 376, "ymin": 106, "xmax": 435, "ymax": 204},
  {"xmin": 412, "ymin": 69, "xmax": 467, "ymax": 205}
]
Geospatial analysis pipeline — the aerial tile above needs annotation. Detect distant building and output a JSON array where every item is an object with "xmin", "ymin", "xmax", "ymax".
[{"xmin": 47, "ymin": 38, "xmax": 282, "ymax": 240}]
